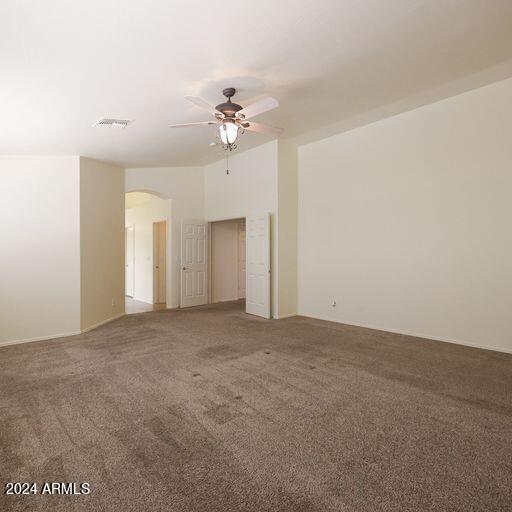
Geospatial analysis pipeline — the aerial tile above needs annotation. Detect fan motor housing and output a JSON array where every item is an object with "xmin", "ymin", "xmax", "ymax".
[
  {"xmin": 215, "ymin": 87, "xmax": 243, "ymax": 117},
  {"xmin": 215, "ymin": 102, "xmax": 242, "ymax": 117}
]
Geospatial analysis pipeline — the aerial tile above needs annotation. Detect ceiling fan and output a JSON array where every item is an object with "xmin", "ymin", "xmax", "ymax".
[{"xmin": 169, "ymin": 88, "xmax": 283, "ymax": 150}]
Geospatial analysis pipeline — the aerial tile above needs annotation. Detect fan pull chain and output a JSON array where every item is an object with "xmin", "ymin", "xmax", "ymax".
[{"xmin": 226, "ymin": 151, "xmax": 230, "ymax": 175}]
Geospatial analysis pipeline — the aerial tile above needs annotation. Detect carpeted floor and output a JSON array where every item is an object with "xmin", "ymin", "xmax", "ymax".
[{"xmin": 1, "ymin": 301, "xmax": 511, "ymax": 512}]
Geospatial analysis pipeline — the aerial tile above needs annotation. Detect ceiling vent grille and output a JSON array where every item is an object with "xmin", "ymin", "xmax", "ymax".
[{"xmin": 93, "ymin": 118, "xmax": 132, "ymax": 128}]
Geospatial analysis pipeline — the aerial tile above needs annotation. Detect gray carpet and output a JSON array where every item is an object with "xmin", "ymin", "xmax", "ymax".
[{"xmin": 1, "ymin": 301, "xmax": 511, "ymax": 512}]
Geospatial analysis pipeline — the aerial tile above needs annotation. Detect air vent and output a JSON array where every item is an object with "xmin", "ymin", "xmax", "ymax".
[{"xmin": 93, "ymin": 118, "xmax": 132, "ymax": 128}]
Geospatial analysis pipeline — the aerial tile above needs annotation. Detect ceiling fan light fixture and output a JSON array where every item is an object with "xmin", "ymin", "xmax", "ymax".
[
  {"xmin": 170, "ymin": 88, "xmax": 283, "ymax": 153},
  {"xmin": 219, "ymin": 121, "xmax": 239, "ymax": 145}
]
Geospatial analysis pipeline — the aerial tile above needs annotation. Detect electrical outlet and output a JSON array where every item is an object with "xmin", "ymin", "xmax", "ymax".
[
  {"xmin": 331, "ymin": 300, "xmax": 337, "ymax": 307},
  {"xmin": 111, "ymin": 298, "xmax": 116, "ymax": 307}
]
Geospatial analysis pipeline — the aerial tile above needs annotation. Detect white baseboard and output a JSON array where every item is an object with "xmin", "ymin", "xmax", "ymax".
[
  {"xmin": 80, "ymin": 313, "xmax": 125, "ymax": 333},
  {"xmin": 274, "ymin": 313, "xmax": 298, "ymax": 320},
  {"xmin": 298, "ymin": 313, "xmax": 512, "ymax": 355},
  {"xmin": 0, "ymin": 313, "xmax": 125, "ymax": 349},
  {"xmin": 0, "ymin": 329, "xmax": 83, "ymax": 348}
]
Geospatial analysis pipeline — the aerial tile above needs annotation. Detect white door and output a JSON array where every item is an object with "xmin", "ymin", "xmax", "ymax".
[
  {"xmin": 181, "ymin": 220, "xmax": 208, "ymax": 308},
  {"xmin": 246, "ymin": 213, "xmax": 270, "ymax": 318},
  {"xmin": 237, "ymin": 222, "xmax": 246, "ymax": 299},
  {"xmin": 125, "ymin": 225, "xmax": 135, "ymax": 297}
]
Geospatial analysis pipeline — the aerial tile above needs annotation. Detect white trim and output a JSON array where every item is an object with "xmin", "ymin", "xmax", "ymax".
[
  {"xmin": 206, "ymin": 214, "xmax": 246, "ymax": 223},
  {"xmin": 125, "ymin": 224, "xmax": 135, "ymax": 298},
  {"xmin": 274, "ymin": 313, "xmax": 297, "ymax": 320},
  {"xmin": 80, "ymin": 313, "xmax": 125, "ymax": 333},
  {"xmin": 215, "ymin": 297, "xmax": 240, "ymax": 303},
  {"xmin": 0, "ymin": 313, "xmax": 126, "ymax": 349},
  {"xmin": 0, "ymin": 330, "xmax": 83, "ymax": 348},
  {"xmin": 298, "ymin": 314, "xmax": 512, "ymax": 355}
]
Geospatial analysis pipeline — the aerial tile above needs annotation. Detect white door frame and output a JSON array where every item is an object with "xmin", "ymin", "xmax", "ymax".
[
  {"xmin": 125, "ymin": 225, "xmax": 135, "ymax": 297},
  {"xmin": 206, "ymin": 213, "xmax": 270, "ymax": 318},
  {"xmin": 207, "ymin": 216, "xmax": 246, "ymax": 304}
]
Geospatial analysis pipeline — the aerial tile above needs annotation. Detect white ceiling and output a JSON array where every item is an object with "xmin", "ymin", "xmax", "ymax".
[{"xmin": 2, "ymin": 0, "xmax": 512, "ymax": 167}]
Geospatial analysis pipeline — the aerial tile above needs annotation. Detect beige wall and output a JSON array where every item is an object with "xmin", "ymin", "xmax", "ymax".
[
  {"xmin": 298, "ymin": 77, "xmax": 512, "ymax": 353},
  {"xmin": 80, "ymin": 157, "xmax": 125, "ymax": 331},
  {"xmin": 211, "ymin": 219, "xmax": 244, "ymax": 303},
  {"xmin": 204, "ymin": 141, "xmax": 278, "ymax": 221},
  {"xmin": 277, "ymin": 140, "xmax": 298, "ymax": 318},
  {"xmin": 0, "ymin": 156, "xmax": 81, "ymax": 345}
]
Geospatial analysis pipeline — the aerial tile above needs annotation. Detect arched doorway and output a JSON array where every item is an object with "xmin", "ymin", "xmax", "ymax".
[{"xmin": 125, "ymin": 191, "xmax": 171, "ymax": 314}]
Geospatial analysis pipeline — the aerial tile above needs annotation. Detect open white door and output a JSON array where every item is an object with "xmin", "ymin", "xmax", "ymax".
[
  {"xmin": 181, "ymin": 220, "xmax": 208, "ymax": 308},
  {"xmin": 125, "ymin": 225, "xmax": 134, "ymax": 297},
  {"xmin": 246, "ymin": 213, "xmax": 270, "ymax": 318},
  {"xmin": 237, "ymin": 222, "xmax": 246, "ymax": 299}
]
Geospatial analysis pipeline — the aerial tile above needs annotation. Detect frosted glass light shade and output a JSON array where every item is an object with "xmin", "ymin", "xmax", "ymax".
[{"xmin": 219, "ymin": 121, "xmax": 239, "ymax": 145}]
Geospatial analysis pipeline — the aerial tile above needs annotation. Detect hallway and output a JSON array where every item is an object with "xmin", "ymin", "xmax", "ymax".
[{"xmin": 125, "ymin": 297, "xmax": 167, "ymax": 314}]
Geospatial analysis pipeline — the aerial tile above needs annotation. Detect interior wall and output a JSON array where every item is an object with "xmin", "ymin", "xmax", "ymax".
[
  {"xmin": 298, "ymin": 77, "xmax": 512, "ymax": 353},
  {"xmin": 0, "ymin": 156, "xmax": 81, "ymax": 345},
  {"xmin": 277, "ymin": 140, "xmax": 298, "ymax": 318},
  {"xmin": 125, "ymin": 166, "xmax": 204, "ymax": 308},
  {"xmin": 211, "ymin": 219, "xmax": 244, "ymax": 303},
  {"xmin": 204, "ymin": 141, "xmax": 279, "ymax": 316},
  {"xmin": 80, "ymin": 157, "xmax": 125, "ymax": 331},
  {"xmin": 125, "ymin": 195, "xmax": 170, "ymax": 304}
]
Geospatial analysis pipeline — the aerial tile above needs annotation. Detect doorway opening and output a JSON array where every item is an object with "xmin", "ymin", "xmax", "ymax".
[
  {"xmin": 178, "ymin": 213, "xmax": 270, "ymax": 318},
  {"xmin": 125, "ymin": 191, "xmax": 170, "ymax": 315},
  {"xmin": 209, "ymin": 218, "xmax": 246, "ymax": 308}
]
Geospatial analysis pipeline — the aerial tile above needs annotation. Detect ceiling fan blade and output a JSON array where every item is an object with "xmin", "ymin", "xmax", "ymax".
[
  {"xmin": 169, "ymin": 121, "xmax": 217, "ymax": 128},
  {"xmin": 243, "ymin": 121, "xmax": 283, "ymax": 136},
  {"xmin": 236, "ymin": 97, "xmax": 279, "ymax": 120},
  {"xmin": 185, "ymin": 96, "xmax": 219, "ymax": 116}
]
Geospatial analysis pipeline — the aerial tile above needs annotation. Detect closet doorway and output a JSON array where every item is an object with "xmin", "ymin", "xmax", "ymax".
[{"xmin": 210, "ymin": 218, "xmax": 246, "ymax": 305}]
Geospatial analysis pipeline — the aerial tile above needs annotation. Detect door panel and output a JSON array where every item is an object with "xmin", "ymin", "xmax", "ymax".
[
  {"xmin": 181, "ymin": 220, "xmax": 208, "ymax": 308},
  {"xmin": 238, "ymin": 223, "xmax": 246, "ymax": 299},
  {"xmin": 246, "ymin": 213, "xmax": 270, "ymax": 318}
]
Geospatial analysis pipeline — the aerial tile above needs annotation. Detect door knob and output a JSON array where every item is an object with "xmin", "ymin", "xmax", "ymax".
[{"xmin": 182, "ymin": 266, "xmax": 188, "ymax": 270}]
